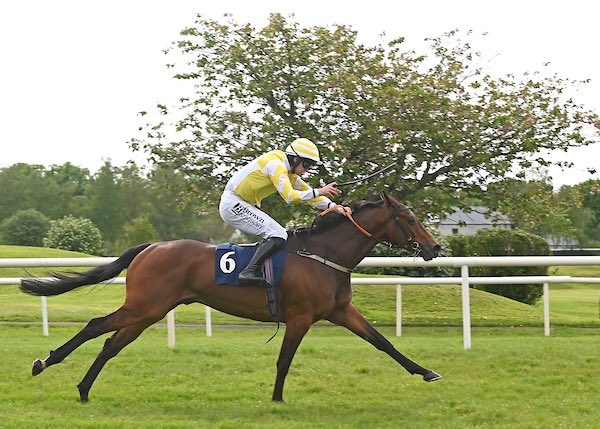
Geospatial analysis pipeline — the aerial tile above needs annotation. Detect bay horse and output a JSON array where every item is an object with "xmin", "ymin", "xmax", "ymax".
[{"xmin": 20, "ymin": 191, "xmax": 441, "ymax": 402}]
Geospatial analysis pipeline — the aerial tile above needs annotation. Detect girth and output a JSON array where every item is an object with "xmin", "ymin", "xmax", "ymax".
[{"xmin": 296, "ymin": 250, "xmax": 352, "ymax": 274}]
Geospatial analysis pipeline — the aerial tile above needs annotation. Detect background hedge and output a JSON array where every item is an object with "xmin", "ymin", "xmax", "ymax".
[{"xmin": 446, "ymin": 228, "xmax": 550, "ymax": 304}]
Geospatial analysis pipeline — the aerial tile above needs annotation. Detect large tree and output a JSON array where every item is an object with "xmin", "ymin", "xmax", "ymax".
[
  {"xmin": 487, "ymin": 178, "xmax": 579, "ymax": 238},
  {"xmin": 566, "ymin": 180, "xmax": 600, "ymax": 245},
  {"xmin": 131, "ymin": 13, "xmax": 600, "ymax": 222},
  {"xmin": 0, "ymin": 163, "xmax": 61, "ymax": 220},
  {"xmin": 83, "ymin": 161, "xmax": 125, "ymax": 244},
  {"xmin": 0, "ymin": 163, "xmax": 90, "ymax": 221},
  {"xmin": 45, "ymin": 163, "xmax": 91, "ymax": 218}
]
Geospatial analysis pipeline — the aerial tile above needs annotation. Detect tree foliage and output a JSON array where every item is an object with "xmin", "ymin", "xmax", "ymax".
[
  {"xmin": 485, "ymin": 178, "xmax": 579, "ymax": 239},
  {"xmin": 84, "ymin": 161, "xmax": 126, "ymax": 244},
  {"xmin": 131, "ymin": 13, "xmax": 600, "ymax": 224},
  {"xmin": 565, "ymin": 180, "xmax": 600, "ymax": 246},
  {"xmin": 117, "ymin": 215, "xmax": 159, "ymax": 251},
  {"xmin": 0, "ymin": 163, "xmax": 91, "ymax": 221},
  {"xmin": 0, "ymin": 162, "xmax": 235, "ymax": 254}
]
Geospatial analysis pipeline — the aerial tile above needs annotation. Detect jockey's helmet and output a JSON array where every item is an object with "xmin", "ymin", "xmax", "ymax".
[{"xmin": 284, "ymin": 138, "xmax": 323, "ymax": 165}]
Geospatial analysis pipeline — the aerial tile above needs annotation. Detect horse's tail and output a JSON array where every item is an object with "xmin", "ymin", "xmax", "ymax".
[{"xmin": 20, "ymin": 243, "xmax": 153, "ymax": 297}]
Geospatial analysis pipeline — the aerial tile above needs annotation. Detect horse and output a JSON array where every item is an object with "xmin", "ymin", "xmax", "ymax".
[{"xmin": 20, "ymin": 191, "xmax": 441, "ymax": 402}]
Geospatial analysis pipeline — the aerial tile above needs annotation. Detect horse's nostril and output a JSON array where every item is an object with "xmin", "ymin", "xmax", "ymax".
[{"xmin": 433, "ymin": 244, "xmax": 441, "ymax": 255}]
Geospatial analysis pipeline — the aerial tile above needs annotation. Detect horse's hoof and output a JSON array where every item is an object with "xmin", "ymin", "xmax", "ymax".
[
  {"xmin": 32, "ymin": 359, "xmax": 45, "ymax": 376},
  {"xmin": 78, "ymin": 383, "xmax": 89, "ymax": 402},
  {"xmin": 423, "ymin": 370, "xmax": 442, "ymax": 382}
]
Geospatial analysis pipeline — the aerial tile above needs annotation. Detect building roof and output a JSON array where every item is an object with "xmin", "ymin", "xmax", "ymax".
[{"xmin": 439, "ymin": 206, "xmax": 512, "ymax": 226}]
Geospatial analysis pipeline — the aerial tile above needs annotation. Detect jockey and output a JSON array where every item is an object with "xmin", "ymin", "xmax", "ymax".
[{"xmin": 219, "ymin": 138, "xmax": 350, "ymax": 287}]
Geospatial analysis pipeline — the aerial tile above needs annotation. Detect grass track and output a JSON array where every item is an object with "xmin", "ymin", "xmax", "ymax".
[{"xmin": 0, "ymin": 325, "xmax": 598, "ymax": 428}]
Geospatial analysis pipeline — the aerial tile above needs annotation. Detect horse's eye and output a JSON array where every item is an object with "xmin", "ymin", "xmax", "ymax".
[{"xmin": 408, "ymin": 218, "xmax": 416, "ymax": 225}]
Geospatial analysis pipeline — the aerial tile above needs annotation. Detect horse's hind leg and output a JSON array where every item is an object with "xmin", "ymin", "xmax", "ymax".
[
  {"xmin": 328, "ymin": 304, "xmax": 441, "ymax": 382},
  {"xmin": 32, "ymin": 309, "xmax": 130, "ymax": 376},
  {"xmin": 77, "ymin": 320, "xmax": 152, "ymax": 402}
]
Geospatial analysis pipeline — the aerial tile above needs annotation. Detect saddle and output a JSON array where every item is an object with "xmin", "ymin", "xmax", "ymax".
[{"xmin": 214, "ymin": 242, "xmax": 286, "ymax": 321}]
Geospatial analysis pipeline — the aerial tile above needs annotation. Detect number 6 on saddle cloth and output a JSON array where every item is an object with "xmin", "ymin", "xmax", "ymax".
[{"xmin": 215, "ymin": 242, "xmax": 287, "ymax": 320}]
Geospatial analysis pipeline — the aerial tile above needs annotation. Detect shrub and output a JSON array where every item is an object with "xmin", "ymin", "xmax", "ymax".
[
  {"xmin": 446, "ymin": 228, "xmax": 551, "ymax": 305},
  {"xmin": 0, "ymin": 209, "xmax": 50, "ymax": 246},
  {"xmin": 44, "ymin": 216, "xmax": 103, "ymax": 255}
]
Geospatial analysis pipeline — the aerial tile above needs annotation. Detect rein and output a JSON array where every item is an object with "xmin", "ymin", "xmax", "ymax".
[{"xmin": 318, "ymin": 205, "xmax": 372, "ymax": 237}]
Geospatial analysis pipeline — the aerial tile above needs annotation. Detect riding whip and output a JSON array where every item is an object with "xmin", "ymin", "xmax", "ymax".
[{"xmin": 335, "ymin": 161, "xmax": 398, "ymax": 188}]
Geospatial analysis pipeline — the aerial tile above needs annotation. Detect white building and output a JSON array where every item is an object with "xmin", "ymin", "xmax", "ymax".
[{"xmin": 438, "ymin": 206, "xmax": 513, "ymax": 236}]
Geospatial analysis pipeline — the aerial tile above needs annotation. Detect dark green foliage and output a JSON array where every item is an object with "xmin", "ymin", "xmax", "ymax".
[
  {"xmin": 447, "ymin": 228, "xmax": 551, "ymax": 304},
  {"xmin": 84, "ymin": 162, "xmax": 125, "ymax": 244},
  {"xmin": 571, "ymin": 180, "xmax": 600, "ymax": 245},
  {"xmin": 0, "ymin": 163, "xmax": 90, "ymax": 221},
  {"xmin": 0, "ymin": 209, "xmax": 50, "ymax": 246}
]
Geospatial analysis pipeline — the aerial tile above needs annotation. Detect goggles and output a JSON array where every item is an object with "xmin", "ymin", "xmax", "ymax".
[{"xmin": 301, "ymin": 159, "xmax": 317, "ymax": 169}]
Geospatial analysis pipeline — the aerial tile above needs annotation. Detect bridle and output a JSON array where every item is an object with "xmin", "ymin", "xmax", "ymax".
[
  {"xmin": 319, "ymin": 200, "xmax": 422, "ymax": 256},
  {"xmin": 302, "ymin": 193, "xmax": 422, "ymax": 252},
  {"xmin": 293, "ymin": 195, "xmax": 423, "ymax": 273},
  {"xmin": 381, "ymin": 203, "xmax": 423, "ymax": 255}
]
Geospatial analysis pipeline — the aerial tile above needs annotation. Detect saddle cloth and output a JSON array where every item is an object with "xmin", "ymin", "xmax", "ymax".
[{"xmin": 214, "ymin": 242, "xmax": 286, "ymax": 286}]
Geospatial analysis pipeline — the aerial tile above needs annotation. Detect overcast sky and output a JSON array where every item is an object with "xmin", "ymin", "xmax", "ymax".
[{"xmin": 1, "ymin": 0, "xmax": 598, "ymax": 189}]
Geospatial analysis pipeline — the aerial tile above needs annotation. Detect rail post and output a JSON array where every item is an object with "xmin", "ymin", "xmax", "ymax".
[
  {"xmin": 41, "ymin": 296, "xmax": 48, "ymax": 336},
  {"xmin": 396, "ymin": 284, "xmax": 402, "ymax": 337},
  {"xmin": 461, "ymin": 265, "xmax": 472, "ymax": 350},
  {"xmin": 167, "ymin": 310, "xmax": 175, "ymax": 348},
  {"xmin": 205, "ymin": 305, "xmax": 212, "ymax": 337},
  {"xmin": 543, "ymin": 282, "xmax": 550, "ymax": 336}
]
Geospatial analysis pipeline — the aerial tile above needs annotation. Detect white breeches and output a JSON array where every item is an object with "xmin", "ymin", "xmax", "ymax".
[{"xmin": 219, "ymin": 191, "xmax": 288, "ymax": 240}]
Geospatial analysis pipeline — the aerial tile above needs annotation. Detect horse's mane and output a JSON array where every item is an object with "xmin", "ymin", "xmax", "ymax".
[{"xmin": 292, "ymin": 196, "xmax": 384, "ymax": 238}]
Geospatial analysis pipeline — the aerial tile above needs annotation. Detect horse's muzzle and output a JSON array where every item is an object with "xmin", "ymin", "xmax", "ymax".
[{"xmin": 421, "ymin": 244, "xmax": 441, "ymax": 261}]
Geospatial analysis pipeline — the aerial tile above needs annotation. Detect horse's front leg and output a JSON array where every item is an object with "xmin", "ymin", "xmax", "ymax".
[
  {"xmin": 328, "ymin": 304, "xmax": 441, "ymax": 382},
  {"xmin": 272, "ymin": 314, "xmax": 312, "ymax": 402}
]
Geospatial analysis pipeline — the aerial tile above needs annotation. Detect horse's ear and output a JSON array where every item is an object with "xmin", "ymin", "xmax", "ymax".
[{"xmin": 379, "ymin": 191, "xmax": 390, "ymax": 205}]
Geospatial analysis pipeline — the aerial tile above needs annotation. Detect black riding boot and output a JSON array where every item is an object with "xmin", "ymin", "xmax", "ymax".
[{"xmin": 238, "ymin": 237, "xmax": 285, "ymax": 287}]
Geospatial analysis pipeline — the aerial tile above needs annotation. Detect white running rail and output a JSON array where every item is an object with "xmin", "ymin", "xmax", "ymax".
[{"xmin": 2, "ymin": 256, "xmax": 600, "ymax": 349}]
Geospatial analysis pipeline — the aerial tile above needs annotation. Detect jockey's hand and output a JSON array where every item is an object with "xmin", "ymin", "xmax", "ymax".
[
  {"xmin": 318, "ymin": 182, "xmax": 342, "ymax": 198},
  {"xmin": 335, "ymin": 205, "xmax": 352, "ymax": 215}
]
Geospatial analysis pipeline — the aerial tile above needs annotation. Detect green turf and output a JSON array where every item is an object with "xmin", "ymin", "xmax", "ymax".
[{"xmin": 0, "ymin": 326, "xmax": 598, "ymax": 428}]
